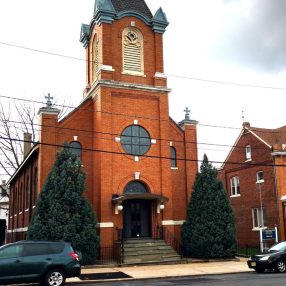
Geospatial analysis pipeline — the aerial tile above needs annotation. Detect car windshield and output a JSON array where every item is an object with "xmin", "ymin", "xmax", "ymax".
[{"xmin": 269, "ymin": 242, "xmax": 286, "ymax": 252}]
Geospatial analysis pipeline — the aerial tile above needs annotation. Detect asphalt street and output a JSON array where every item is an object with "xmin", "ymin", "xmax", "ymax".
[{"xmin": 68, "ymin": 272, "xmax": 286, "ymax": 286}]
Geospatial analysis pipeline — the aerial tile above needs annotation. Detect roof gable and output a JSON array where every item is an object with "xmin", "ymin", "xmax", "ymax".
[
  {"xmin": 221, "ymin": 123, "xmax": 286, "ymax": 169},
  {"xmin": 248, "ymin": 125, "xmax": 286, "ymax": 146}
]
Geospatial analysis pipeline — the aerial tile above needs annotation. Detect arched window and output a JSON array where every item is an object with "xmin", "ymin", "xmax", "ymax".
[
  {"xmin": 122, "ymin": 27, "xmax": 144, "ymax": 75},
  {"xmin": 121, "ymin": 125, "xmax": 151, "ymax": 156},
  {"xmin": 19, "ymin": 183, "xmax": 23, "ymax": 213},
  {"xmin": 33, "ymin": 168, "xmax": 38, "ymax": 205},
  {"xmin": 25, "ymin": 176, "xmax": 30, "ymax": 209},
  {"xmin": 170, "ymin": 147, "xmax": 177, "ymax": 168},
  {"xmin": 90, "ymin": 35, "xmax": 99, "ymax": 83},
  {"xmin": 124, "ymin": 181, "xmax": 148, "ymax": 194},
  {"xmin": 69, "ymin": 141, "xmax": 82, "ymax": 160}
]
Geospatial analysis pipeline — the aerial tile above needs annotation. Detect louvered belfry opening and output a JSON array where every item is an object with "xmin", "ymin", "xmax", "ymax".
[{"xmin": 122, "ymin": 28, "xmax": 144, "ymax": 75}]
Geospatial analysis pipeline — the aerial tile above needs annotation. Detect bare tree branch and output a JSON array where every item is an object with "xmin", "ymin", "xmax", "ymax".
[
  {"xmin": 0, "ymin": 161, "xmax": 12, "ymax": 177},
  {"xmin": 0, "ymin": 96, "xmax": 65, "ymax": 178}
]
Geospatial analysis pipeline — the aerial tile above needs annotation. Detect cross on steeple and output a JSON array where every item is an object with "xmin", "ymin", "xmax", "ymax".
[
  {"xmin": 184, "ymin": 107, "xmax": 191, "ymax": 120},
  {"xmin": 45, "ymin": 93, "xmax": 53, "ymax": 109}
]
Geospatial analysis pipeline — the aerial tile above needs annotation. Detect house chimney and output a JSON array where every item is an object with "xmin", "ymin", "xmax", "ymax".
[
  {"xmin": 23, "ymin": 133, "xmax": 32, "ymax": 158},
  {"xmin": 242, "ymin": 122, "xmax": 250, "ymax": 128}
]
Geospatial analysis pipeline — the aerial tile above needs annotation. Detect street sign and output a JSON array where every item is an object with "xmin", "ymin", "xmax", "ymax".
[
  {"xmin": 262, "ymin": 229, "xmax": 276, "ymax": 241},
  {"xmin": 260, "ymin": 227, "xmax": 278, "ymax": 252}
]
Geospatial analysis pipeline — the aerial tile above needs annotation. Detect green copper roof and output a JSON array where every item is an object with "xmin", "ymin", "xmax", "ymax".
[{"xmin": 80, "ymin": 0, "xmax": 168, "ymax": 47}]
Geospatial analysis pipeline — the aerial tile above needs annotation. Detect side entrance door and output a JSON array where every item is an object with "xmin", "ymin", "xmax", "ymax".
[{"xmin": 123, "ymin": 200, "xmax": 151, "ymax": 239}]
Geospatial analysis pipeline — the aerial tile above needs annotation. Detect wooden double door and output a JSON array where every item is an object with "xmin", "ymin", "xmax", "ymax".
[{"xmin": 123, "ymin": 200, "xmax": 151, "ymax": 239}]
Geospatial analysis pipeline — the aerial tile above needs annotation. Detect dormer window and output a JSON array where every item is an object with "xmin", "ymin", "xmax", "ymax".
[
  {"xmin": 122, "ymin": 27, "xmax": 144, "ymax": 76},
  {"xmin": 245, "ymin": 145, "xmax": 251, "ymax": 161}
]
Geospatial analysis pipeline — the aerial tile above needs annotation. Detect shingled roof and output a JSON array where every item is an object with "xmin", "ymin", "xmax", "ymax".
[
  {"xmin": 246, "ymin": 124, "xmax": 286, "ymax": 146},
  {"xmin": 111, "ymin": 0, "xmax": 153, "ymax": 19}
]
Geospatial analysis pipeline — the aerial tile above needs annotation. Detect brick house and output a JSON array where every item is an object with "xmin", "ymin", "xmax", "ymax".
[
  {"xmin": 0, "ymin": 180, "xmax": 9, "ymax": 245},
  {"xmin": 7, "ymin": 0, "xmax": 198, "ymax": 256},
  {"xmin": 219, "ymin": 121, "xmax": 286, "ymax": 247}
]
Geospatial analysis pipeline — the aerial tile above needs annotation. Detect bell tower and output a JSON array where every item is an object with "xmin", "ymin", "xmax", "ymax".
[
  {"xmin": 77, "ymin": 1, "xmax": 198, "ymax": 255},
  {"xmin": 80, "ymin": 0, "xmax": 169, "ymax": 96}
]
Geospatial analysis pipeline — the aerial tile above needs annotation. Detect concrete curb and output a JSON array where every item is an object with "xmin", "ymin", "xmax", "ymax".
[{"xmin": 67, "ymin": 259, "xmax": 252, "ymax": 284}]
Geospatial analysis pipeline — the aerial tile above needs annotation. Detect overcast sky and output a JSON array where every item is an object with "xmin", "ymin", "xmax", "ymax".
[{"xmin": 1, "ymin": 0, "xmax": 286, "ymax": 175}]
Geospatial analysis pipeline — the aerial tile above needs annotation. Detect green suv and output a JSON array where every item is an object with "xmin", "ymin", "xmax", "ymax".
[{"xmin": 0, "ymin": 240, "xmax": 81, "ymax": 286}]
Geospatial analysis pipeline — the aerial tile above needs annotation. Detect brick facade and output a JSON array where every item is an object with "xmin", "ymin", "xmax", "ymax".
[
  {"xmin": 7, "ymin": 1, "xmax": 198, "ymax": 249},
  {"xmin": 219, "ymin": 122, "xmax": 286, "ymax": 247}
]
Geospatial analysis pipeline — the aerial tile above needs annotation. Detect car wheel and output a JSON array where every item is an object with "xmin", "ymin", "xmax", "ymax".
[
  {"xmin": 43, "ymin": 268, "xmax": 66, "ymax": 286},
  {"xmin": 254, "ymin": 267, "xmax": 265, "ymax": 273},
  {"xmin": 276, "ymin": 260, "xmax": 286, "ymax": 273}
]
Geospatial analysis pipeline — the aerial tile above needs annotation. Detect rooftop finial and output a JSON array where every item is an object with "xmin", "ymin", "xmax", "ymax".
[
  {"xmin": 184, "ymin": 107, "xmax": 190, "ymax": 120},
  {"xmin": 45, "ymin": 93, "xmax": 53, "ymax": 109},
  {"xmin": 242, "ymin": 110, "xmax": 245, "ymax": 123}
]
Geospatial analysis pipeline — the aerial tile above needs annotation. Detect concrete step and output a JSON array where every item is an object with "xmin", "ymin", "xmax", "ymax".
[
  {"xmin": 124, "ymin": 249, "xmax": 175, "ymax": 255},
  {"xmin": 122, "ymin": 238, "xmax": 181, "ymax": 266}
]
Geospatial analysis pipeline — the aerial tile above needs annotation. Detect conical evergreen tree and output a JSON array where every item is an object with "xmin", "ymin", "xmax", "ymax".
[
  {"xmin": 27, "ymin": 144, "xmax": 99, "ymax": 265},
  {"xmin": 181, "ymin": 154, "xmax": 236, "ymax": 258}
]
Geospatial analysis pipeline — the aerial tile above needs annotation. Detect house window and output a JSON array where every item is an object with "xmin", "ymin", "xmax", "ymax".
[
  {"xmin": 33, "ymin": 168, "xmax": 38, "ymax": 205},
  {"xmin": 252, "ymin": 208, "xmax": 266, "ymax": 228},
  {"xmin": 25, "ymin": 176, "xmax": 30, "ymax": 209},
  {"xmin": 256, "ymin": 171, "xmax": 264, "ymax": 183},
  {"xmin": 230, "ymin": 176, "xmax": 240, "ymax": 196},
  {"xmin": 69, "ymin": 141, "xmax": 82, "ymax": 160},
  {"xmin": 245, "ymin": 145, "xmax": 251, "ymax": 160},
  {"xmin": 121, "ymin": 125, "xmax": 151, "ymax": 156},
  {"xmin": 122, "ymin": 27, "xmax": 144, "ymax": 75},
  {"xmin": 170, "ymin": 147, "xmax": 177, "ymax": 168},
  {"xmin": 19, "ymin": 183, "xmax": 23, "ymax": 213}
]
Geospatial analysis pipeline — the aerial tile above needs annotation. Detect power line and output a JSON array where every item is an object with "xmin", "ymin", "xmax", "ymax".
[
  {"xmin": 1, "ymin": 93, "xmax": 285, "ymax": 137},
  {"xmin": 0, "ymin": 135, "xmax": 285, "ymax": 168},
  {"xmin": 1, "ymin": 41, "xmax": 286, "ymax": 91},
  {"xmin": 167, "ymin": 73, "xmax": 286, "ymax": 91},
  {"xmin": 0, "ymin": 41, "xmax": 88, "ymax": 63},
  {"xmin": 0, "ymin": 118, "xmax": 277, "ymax": 153}
]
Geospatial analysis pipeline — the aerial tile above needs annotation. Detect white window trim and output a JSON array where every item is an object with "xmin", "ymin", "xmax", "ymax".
[
  {"xmin": 230, "ymin": 176, "xmax": 240, "ymax": 196},
  {"xmin": 245, "ymin": 145, "xmax": 251, "ymax": 160},
  {"xmin": 230, "ymin": 194, "xmax": 241, "ymax": 198},
  {"xmin": 256, "ymin": 171, "xmax": 264, "ymax": 183},
  {"xmin": 252, "ymin": 207, "xmax": 266, "ymax": 229},
  {"xmin": 252, "ymin": 226, "xmax": 267, "ymax": 232}
]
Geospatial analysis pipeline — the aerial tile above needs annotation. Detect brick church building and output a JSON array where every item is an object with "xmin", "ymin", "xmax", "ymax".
[{"xmin": 7, "ymin": 0, "xmax": 198, "ymax": 256}]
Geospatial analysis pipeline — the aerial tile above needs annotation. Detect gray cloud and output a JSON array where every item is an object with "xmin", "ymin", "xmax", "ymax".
[{"xmin": 210, "ymin": 0, "xmax": 286, "ymax": 73}]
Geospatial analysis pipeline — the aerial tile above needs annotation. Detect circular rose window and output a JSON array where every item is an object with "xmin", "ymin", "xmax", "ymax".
[{"xmin": 120, "ymin": 125, "xmax": 151, "ymax": 156}]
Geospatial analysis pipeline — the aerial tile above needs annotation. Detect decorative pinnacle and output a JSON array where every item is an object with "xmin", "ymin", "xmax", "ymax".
[
  {"xmin": 45, "ymin": 93, "xmax": 53, "ymax": 109},
  {"xmin": 184, "ymin": 107, "xmax": 191, "ymax": 120}
]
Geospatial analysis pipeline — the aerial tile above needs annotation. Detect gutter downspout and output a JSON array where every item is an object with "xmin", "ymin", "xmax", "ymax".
[{"xmin": 273, "ymin": 155, "xmax": 281, "ymax": 241}]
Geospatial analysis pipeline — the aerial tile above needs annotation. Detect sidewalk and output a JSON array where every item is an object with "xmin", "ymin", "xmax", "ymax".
[{"xmin": 67, "ymin": 258, "xmax": 252, "ymax": 283}]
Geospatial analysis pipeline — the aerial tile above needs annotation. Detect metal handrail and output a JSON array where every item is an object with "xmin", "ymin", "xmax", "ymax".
[
  {"xmin": 116, "ymin": 228, "xmax": 124, "ymax": 265},
  {"xmin": 154, "ymin": 225, "xmax": 182, "ymax": 257}
]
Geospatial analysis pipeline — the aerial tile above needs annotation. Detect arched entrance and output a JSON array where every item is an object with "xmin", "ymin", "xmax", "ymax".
[{"xmin": 122, "ymin": 181, "xmax": 151, "ymax": 239}]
